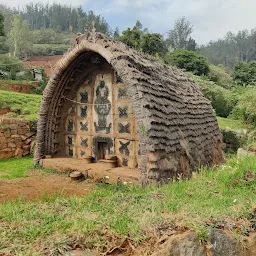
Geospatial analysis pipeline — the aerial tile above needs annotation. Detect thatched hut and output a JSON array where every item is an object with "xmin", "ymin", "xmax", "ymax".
[{"xmin": 35, "ymin": 32, "xmax": 224, "ymax": 182}]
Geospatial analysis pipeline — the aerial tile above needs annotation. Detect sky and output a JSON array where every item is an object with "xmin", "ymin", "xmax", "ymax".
[{"xmin": 1, "ymin": 0, "xmax": 256, "ymax": 45}]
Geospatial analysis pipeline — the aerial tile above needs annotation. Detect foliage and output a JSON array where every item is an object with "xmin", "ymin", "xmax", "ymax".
[
  {"xmin": 140, "ymin": 33, "xmax": 167, "ymax": 56},
  {"xmin": 166, "ymin": 49, "xmax": 209, "ymax": 76},
  {"xmin": 208, "ymin": 64, "xmax": 233, "ymax": 88},
  {"xmin": 189, "ymin": 74, "xmax": 236, "ymax": 117},
  {"xmin": 7, "ymin": 14, "xmax": 33, "ymax": 58},
  {"xmin": 32, "ymin": 44, "xmax": 69, "ymax": 56},
  {"xmin": 166, "ymin": 17, "xmax": 197, "ymax": 50},
  {"xmin": 230, "ymin": 87, "xmax": 256, "ymax": 126},
  {"xmin": 0, "ymin": 90, "xmax": 41, "ymax": 121},
  {"xmin": 0, "ymin": 156, "xmax": 255, "ymax": 254},
  {"xmin": 118, "ymin": 21, "xmax": 167, "ymax": 57},
  {"xmin": 0, "ymin": 12, "xmax": 4, "ymax": 36},
  {"xmin": 32, "ymin": 72, "xmax": 49, "ymax": 94},
  {"xmin": 119, "ymin": 26, "xmax": 142, "ymax": 50},
  {"xmin": 232, "ymin": 61, "xmax": 256, "ymax": 86},
  {"xmin": 32, "ymin": 29, "xmax": 71, "ymax": 44},
  {"xmin": 200, "ymin": 29, "xmax": 256, "ymax": 68},
  {"xmin": 0, "ymin": 54, "xmax": 24, "ymax": 79},
  {"xmin": 221, "ymin": 129, "xmax": 241, "ymax": 153}
]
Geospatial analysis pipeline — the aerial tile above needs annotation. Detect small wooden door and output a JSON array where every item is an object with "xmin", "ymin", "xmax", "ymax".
[{"xmin": 98, "ymin": 142, "xmax": 108, "ymax": 160}]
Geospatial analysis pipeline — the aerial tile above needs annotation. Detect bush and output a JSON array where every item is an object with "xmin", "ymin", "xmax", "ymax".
[
  {"xmin": 207, "ymin": 64, "xmax": 233, "ymax": 88},
  {"xmin": 188, "ymin": 74, "xmax": 237, "ymax": 117},
  {"xmin": 165, "ymin": 49, "xmax": 210, "ymax": 76},
  {"xmin": 230, "ymin": 87, "xmax": 256, "ymax": 126},
  {"xmin": 221, "ymin": 129, "xmax": 241, "ymax": 153},
  {"xmin": 0, "ymin": 54, "xmax": 24, "ymax": 79},
  {"xmin": 232, "ymin": 61, "xmax": 256, "ymax": 86}
]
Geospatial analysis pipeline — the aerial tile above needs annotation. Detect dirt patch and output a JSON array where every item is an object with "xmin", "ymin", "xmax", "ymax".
[
  {"xmin": 23, "ymin": 55, "xmax": 63, "ymax": 76},
  {"xmin": 0, "ymin": 170, "xmax": 92, "ymax": 202}
]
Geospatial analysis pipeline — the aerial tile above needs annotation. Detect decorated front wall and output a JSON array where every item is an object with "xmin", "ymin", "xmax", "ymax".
[{"xmin": 64, "ymin": 70, "xmax": 139, "ymax": 168}]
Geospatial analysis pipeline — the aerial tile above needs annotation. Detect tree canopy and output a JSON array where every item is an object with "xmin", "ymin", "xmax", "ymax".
[
  {"xmin": 165, "ymin": 49, "xmax": 209, "ymax": 76},
  {"xmin": 7, "ymin": 15, "xmax": 33, "ymax": 58},
  {"xmin": 166, "ymin": 17, "xmax": 197, "ymax": 50}
]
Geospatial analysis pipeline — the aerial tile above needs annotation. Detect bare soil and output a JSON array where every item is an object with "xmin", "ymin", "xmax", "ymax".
[
  {"xmin": 0, "ymin": 170, "xmax": 92, "ymax": 202},
  {"xmin": 23, "ymin": 55, "xmax": 63, "ymax": 76}
]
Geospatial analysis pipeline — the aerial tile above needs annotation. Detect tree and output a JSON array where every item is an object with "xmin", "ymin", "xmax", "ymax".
[
  {"xmin": 7, "ymin": 15, "xmax": 33, "ymax": 58},
  {"xmin": 113, "ymin": 27, "xmax": 120, "ymax": 40},
  {"xmin": 167, "ymin": 17, "xmax": 196, "ymax": 50},
  {"xmin": 165, "ymin": 49, "xmax": 209, "ymax": 76},
  {"xmin": 141, "ymin": 33, "xmax": 167, "ymax": 56},
  {"xmin": 119, "ymin": 27, "xmax": 142, "ymax": 50},
  {"xmin": 0, "ymin": 12, "xmax": 4, "ymax": 36}
]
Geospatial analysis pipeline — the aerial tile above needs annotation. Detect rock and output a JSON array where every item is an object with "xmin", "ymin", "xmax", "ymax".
[
  {"xmin": 22, "ymin": 145, "xmax": 30, "ymax": 151},
  {"xmin": 237, "ymin": 148, "xmax": 256, "ymax": 158},
  {"xmin": 209, "ymin": 229, "xmax": 245, "ymax": 256},
  {"xmin": 22, "ymin": 150, "xmax": 30, "ymax": 156},
  {"xmin": 150, "ymin": 231, "xmax": 206, "ymax": 256},
  {"xmin": 8, "ymin": 142, "xmax": 16, "ymax": 148},
  {"xmin": 70, "ymin": 171, "xmax": 84, "ymax": 181},
  {"xmin": 15, "ymin": 148, "xmax": 23, "ymax": 158},
  {"xmin": 0, "ymin": 149, "xmax": 13, "ymax": 159}
]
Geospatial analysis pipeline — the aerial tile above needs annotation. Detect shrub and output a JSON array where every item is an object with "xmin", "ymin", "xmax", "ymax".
[
  {"xmin": 230, "ymin": 87, "xmax": 256, "ymax": 126},
  {"xmin": 188, "ymin": 74, "xmax": 236, "ymax": 117},
  {"xmin": 165, "ymin": 49, "xmax": 210, "ymax": 76},
  {"xmin": 0, "ymin": 54, "xmax": 24, "ymax": 79},
  {"xmin": 221, "ymin": 129, "xmax": 241, "ymax": 153},
  {"xmin": 208, "ymin": 64, "xmax": 233, "ymax": 88},
  {"xmin": 232, "ymin": 61, "xmax": 256, "ymax": 86}
]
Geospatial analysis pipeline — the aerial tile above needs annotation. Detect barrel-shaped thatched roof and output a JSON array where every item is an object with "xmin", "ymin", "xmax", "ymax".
[{"xmin": 36, "ymin": 32, "xmax": 224, "ymax": 182}]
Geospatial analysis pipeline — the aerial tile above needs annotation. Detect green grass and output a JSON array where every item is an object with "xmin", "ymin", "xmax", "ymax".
[
  {"xmin": 217, "ymin": 116, "xmax": 252, "ymax": 130},
  {"xmin": 0, "ymin": 156, "xmax": 33, "ymax": 179},
  {"xmin": 0, "ymin": 156, "xmax": 255, "ymax": 254},
  {"xmin": 0, "ymin": 90, "xmax": 42, "ymax": 121}
]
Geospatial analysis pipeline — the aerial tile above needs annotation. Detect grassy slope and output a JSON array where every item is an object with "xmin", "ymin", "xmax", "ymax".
[
  {"xmin": 0, "ymin": 90, "xmax": 42, "ymax": 121},
  {"xmin": 217, "ymin": 116, "xmax": 251, "ymax": 130},
  {"xmin": 0, "ymin": 156, "xmax": 255, "ymax": 253}
]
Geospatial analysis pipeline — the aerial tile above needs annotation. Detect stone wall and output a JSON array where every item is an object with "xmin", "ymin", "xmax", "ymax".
[{"xmin": 0, "ymin": 118, "xmax": 36, "ymax": 159}]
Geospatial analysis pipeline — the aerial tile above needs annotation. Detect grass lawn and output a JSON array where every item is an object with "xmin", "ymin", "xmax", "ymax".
[
  {"xmin": 217, "ymin": 116, "xmax": 252, "ymax": 130},
  {"xmin": 0, "ymin": 90, "xmax": 42, "ymax": 121},
  {"xmin": 0, "ymin": 156, "xmax": 255, "ymax": 254},
  {"xmin": 0, "ymin": 156, "xmax": 32, "ymax": 179}
]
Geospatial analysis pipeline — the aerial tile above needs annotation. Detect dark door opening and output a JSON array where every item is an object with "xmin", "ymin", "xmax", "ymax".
[{"xmin": 97, "ymin": 142, "xmax": 108, "ymax": 160}]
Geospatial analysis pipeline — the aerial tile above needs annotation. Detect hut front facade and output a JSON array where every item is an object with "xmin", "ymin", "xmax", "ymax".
[
  {"xmin": 63, "ymin": 63, "xmax": 139, "ymax": 169},
  {"xmin": 36, "ymin": 32, "xmax": 224, "ymax": 182}
]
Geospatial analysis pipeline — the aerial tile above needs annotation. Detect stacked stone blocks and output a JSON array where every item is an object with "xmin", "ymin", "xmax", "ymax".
[{"xmin": 0, "ymin": 118, "xmax": 36, "ymax": 159}]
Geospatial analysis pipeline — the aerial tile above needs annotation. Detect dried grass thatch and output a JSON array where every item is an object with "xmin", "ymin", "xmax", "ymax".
[{"xmin": 35, "ymin": 32, "xmax": 224, "ymax": 182}]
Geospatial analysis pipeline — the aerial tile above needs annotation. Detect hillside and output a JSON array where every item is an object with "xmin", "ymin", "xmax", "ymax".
[
  {"xmin": 23, "ymin": 55, "xmax": 62, "ymax": 76},
  {"xmin": 0, "ymin": 90, "xmax": 42, "ymax": 121}
]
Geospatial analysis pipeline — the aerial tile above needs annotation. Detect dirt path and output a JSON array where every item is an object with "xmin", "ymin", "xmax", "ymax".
[{"xmin": 0, "ymin": 170, "xmax": 92, "ymax": 202}]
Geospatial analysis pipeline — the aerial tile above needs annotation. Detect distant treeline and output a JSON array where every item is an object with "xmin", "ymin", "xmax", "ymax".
[
  {"xmin": 200, "ymin": 30, "xmax": 256, "ymax": 68},
  {"xmin": 0, "ymin": 3, "xmax": 111, "ymax": 34}
]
